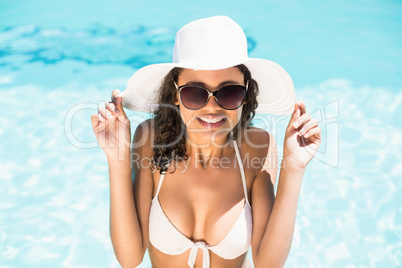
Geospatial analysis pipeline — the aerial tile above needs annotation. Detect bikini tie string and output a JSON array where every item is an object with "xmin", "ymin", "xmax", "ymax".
[{"xmin": 187, "ymin": 241, "xmax": 210, "ymax": 268}]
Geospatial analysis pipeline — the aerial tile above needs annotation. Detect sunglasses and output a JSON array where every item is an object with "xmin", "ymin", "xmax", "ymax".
[{"xmin": 174, "ymin": 82, "xmax": 247, "ymax": 110}]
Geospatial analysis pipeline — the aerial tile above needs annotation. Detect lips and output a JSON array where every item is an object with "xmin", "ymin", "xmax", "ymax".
[
  {"xmin": 196, "ymin": 115, "xmax": 227, "ymax": 128},
  {"xmin": 198, "ymin": 117, "xmax": 225, "ymax": 123}
]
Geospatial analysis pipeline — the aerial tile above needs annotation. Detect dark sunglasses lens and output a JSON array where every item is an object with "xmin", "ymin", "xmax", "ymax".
[
  {"xmin": 216, "ymin": 85, "xmax": 246, "ymax": 109},
  {"xmin": 180, "ymin": 86, "xmax": 209, "ymax": 109}
]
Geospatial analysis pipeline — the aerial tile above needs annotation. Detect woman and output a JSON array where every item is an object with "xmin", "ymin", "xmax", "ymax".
[{"xmin": 91, "ymin": 16, "xmax": 321, "ymax": 268}]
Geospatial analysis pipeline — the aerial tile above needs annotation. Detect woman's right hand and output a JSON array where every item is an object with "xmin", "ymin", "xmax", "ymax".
[{"xmin": 91, "ymin": 89, "xmax": 131, "ymax": 161}]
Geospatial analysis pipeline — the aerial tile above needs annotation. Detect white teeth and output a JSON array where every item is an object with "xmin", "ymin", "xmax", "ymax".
[{"xmin": 198, "ymin": 117, "xmax": 224, "ymax": 123}]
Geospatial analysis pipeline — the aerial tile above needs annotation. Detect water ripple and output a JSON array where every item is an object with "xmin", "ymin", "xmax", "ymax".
[{"xmin": 0, "ymin": 24, "xmax": 258, "ymax": 68}]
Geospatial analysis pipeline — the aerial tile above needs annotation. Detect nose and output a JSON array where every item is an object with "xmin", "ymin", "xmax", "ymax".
[{"xmin": 203, "ymin": 95, "xmax": 221, "ymax": 109}]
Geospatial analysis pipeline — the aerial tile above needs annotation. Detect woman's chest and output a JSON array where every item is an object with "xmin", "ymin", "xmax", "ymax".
[{"xmin": 154, "ymin": 164, "xmax": 251, "ymax": 244}]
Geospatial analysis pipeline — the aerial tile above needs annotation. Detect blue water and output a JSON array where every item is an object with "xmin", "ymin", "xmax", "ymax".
[{"xmin": 1, "ymin": 0, "xmax": 401, "ymax": 267}]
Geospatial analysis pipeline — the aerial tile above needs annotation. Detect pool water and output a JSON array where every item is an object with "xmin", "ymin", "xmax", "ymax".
[{"xmin": 1, "ymin": 0, "xmax": 401, "ymax": 267}]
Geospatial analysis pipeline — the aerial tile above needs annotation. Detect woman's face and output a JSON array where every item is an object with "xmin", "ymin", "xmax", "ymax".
[{"xmin": 176, "ymin": 67, "xmax": 245, "ymax": 146}]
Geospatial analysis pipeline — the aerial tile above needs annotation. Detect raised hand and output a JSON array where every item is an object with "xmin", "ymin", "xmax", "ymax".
[
  {"xmin": 283, "ymin": 101, "xmax": 321, "ymax": 169},
  {"xmin": 91, "ymin": 89, "xmax": 131, "ymax": 161}
]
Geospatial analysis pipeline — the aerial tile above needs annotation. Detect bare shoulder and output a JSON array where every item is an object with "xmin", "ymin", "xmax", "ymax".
[
  {"xmin": 239, "ymin": 126, "xmax": 276, "ymax": 157},
  {"xmin": 132, "ymin": 118, "xmax": 155, "ymax": 158},
  {"xmin": 238, "ymin": 127, "xmax": 278, "ymax": 184},
  {"xmin": 131, "ymin": 119, "xmax": 155, "ymax": 185}
]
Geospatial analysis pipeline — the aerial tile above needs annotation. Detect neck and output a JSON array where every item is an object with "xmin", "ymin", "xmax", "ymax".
[
  {"xmin": 186, "ymin": 129, "xmax": 233, "ymax": 151},
  {"xmin": 184, "ymin": 135, "xmax": 239, "ymax": 169}
]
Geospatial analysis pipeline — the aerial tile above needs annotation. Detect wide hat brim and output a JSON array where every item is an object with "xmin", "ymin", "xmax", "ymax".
[{"xmin": 121, "ymin": 58, "xmax": 296, "ymax": 115}]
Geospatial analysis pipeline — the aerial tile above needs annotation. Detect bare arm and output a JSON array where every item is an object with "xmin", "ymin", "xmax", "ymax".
[
  {"xmin": 108, "ymin": 154, "xmax": 145, "ymax": 267},
  {"xmin": 252, "ymin": 101, "xmax": 321, "ymax": 267},
  {"xmin": 108, "ymin": 120, "xmax": 154, "ymax": 267},
  {"xmin": 252, "ymin": 157, "xmax": 305, "ymax": 267},
  {"xmin": 91, "ymin": 90, "xmax": 153, "ymax": 267}
]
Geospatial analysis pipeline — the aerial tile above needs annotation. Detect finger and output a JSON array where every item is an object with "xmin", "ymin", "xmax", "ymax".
[
  {"xmin": 115, "ymin": 95, "xmax": 124, "ymax": 115},
  {"xmin": 98, "ymin": 106, "xmax": 117, "ymax": 133},
  {"xmin": 105, "ymin": 115, "xmax": 117, "ymax": 130},
  {"xmin": 289, "ymin": 102, "xmax": 301, "ymax": 123},
  {"xmin": 299, "ymin": 118, "xmax": 319, "ymax": 134},
  {"xmin": 111, "ymin": 89, "xmax": 120, "ymax": 103},
  {"xmin": 304, "ymin": 126, "xmax": 321, "ymax": 140},
  {"xmin": 112, "ymin": 89, "xmax": 126, "ymax": 117},
  {"xmin": 106, "ymin": 102, "xmax": 116, "ymax": 114},
  {"xmin": 292, "ymin": 113, "xmax": 311, "ymax": 129},
  {"xmin": 108, "ymin": 102, "xmax": 125, "ymax": 121},
  {"xmin": 99, "ymin": 106, "xmax": 113, "ymax": 119},
  {"xmin": 92, "ymin": 114, "xmax": 107, "ymax": 134},
  {"xmin": 98, "ymin": 113, "xmax": 106, "ymax": 122},
  {"xmin": 299, "ymin": 100, "xmax": 306, "ymax": 115},
  {"xmin": 91, "ymin": 114, "xmax": 100, "ymax": 129},
  {"xmin": 99, "ymin": 114, "xmax": 117, "ymax": 135}
]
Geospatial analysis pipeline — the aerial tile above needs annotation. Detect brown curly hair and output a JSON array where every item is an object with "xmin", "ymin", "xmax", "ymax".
[{"xmin": 151, "ymin": 64, "xmax": 259, "ymax": 173}]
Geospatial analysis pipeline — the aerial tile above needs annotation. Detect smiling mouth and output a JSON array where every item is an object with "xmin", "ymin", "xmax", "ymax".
[
  {"xmin": 197, "ymin": 117, "xmax": 225, "ymax": 123},
  {"xmin": 195, "ymin": 116, "xmax": 227, "ymax": 128}
]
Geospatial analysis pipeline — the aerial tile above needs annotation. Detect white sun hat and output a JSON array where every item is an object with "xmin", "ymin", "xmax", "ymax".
[{"xmin": 120, "ymin": 16, "xmax": 296, "ymax": 114}]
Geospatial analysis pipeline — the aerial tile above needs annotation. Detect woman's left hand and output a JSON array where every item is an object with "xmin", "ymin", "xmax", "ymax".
[{"xmin": 283, "ymin": 100, "xmax": 321, "ymax": 169}]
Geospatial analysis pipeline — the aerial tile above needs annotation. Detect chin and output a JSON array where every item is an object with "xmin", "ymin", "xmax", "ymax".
[{"xmin": 187, "ymin": 129, "xmax": 233, "ymax": 146}]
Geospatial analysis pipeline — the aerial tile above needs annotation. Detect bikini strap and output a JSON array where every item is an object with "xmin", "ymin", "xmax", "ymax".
[
  {"xmin": 154, "ymin": 167, "xmax": 168, "ymax": 197},
  {"xmin": 233, "ymin": 140, "xmax": 249, "ymax": 205}
]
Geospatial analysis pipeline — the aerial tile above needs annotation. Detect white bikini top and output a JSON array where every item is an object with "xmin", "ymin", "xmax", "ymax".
[{"xmin": 148, "ymin": 140, "xmax": 252, "ymax": 268}]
